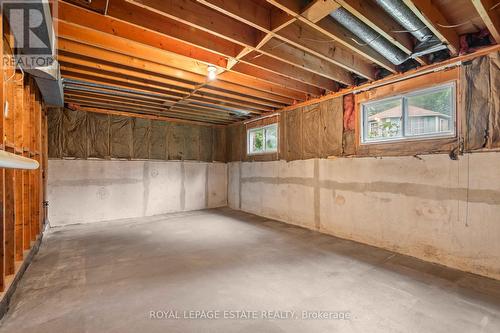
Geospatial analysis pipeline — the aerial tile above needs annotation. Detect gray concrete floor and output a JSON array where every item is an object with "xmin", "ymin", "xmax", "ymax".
[{"xmin": 1, "ymin": 208, "xmax": 500, "ymax": 333}]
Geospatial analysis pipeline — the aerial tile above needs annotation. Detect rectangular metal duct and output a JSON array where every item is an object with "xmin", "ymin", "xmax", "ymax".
[{"xmin": 7, "ymin": 0, "xmax": 63, "ymax": 106}]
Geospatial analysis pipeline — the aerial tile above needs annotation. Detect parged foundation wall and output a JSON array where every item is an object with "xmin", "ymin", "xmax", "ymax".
[
  {"xmin": 48, "ymin": 160, "xmax": 227, "ymax": 226},
  {"xmin": 228, "ymin": 152, "xmax": 500, "ymax": 280}
]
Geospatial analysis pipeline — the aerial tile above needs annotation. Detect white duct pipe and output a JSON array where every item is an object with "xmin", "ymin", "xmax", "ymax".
[{"xmin": 0, "ymin": 150, "xmax": 39, "ymax": 170}]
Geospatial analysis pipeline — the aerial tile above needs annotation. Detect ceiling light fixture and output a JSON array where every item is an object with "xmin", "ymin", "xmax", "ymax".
[{"xmin": 207, "ymin": 65, "xmax": 217, "ymax": 80}]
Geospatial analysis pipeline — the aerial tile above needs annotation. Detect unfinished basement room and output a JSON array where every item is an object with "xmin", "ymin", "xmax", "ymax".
[{"xmin": 0, "ymin": 0, "xmax": 500, "ymax": 332}]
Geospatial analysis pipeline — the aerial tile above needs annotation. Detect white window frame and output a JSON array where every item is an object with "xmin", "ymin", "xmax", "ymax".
[
  {"xmin": 247, "ymin": 123, "xmax": 278, "ymax": 155},
  {"xmin": 360, "ymin": 82, "xmax": 456, "ymax": 144}
]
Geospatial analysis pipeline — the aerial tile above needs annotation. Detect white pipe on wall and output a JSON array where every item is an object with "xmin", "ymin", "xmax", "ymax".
[{"xmin": 0, "ymin": 150, "xmax": 39, "ymax": 170}]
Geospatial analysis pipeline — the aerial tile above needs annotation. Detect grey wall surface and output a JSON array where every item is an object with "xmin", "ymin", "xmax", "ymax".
[
  {"xmin": 48, "ymin": 160, "xmax": 227, "ymax": 226},
  {"xmin": 228, "ymin": 152, "xmax": 500, "ymax": 280}
]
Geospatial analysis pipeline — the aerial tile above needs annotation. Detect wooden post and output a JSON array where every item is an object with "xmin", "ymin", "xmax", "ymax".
[
  {"xmin": 14, "ymin": 73, "xmax": 24, "ymax": 260},
  {"xmin": 23, "ymin": 80, "xmax": 31, "ymax": 249}
]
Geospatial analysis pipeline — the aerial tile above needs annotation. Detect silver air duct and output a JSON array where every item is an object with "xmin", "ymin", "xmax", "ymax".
[
  {"xmin": 330, "ymin": 8, "xmax": 409, "ymax": 65},
  {"xmin": 374, "ymin": 0, "xmax": 448, "ymax": 57},
  {"xmin": 374, "ymin": 0, "xmax": 432, "ymax": 42}
]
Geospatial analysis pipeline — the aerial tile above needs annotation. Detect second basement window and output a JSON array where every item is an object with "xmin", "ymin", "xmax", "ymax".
[
  {"xmin": 361, "ymin": 83, "xmax": 456, "ymax": 144},
  {"xmin": 247, "ymin": 123, "xmax": 278, "ymax": 155}
]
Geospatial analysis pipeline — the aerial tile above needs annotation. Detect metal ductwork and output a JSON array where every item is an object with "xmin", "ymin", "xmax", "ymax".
[
  {"xmin": 330, "ymin": 8, "xmax": 409, "ymax": 65},
  {"xmin": 375, "ymin": 0, "xmax": 433, "ymax": 42},
  {"xmin": 373, "ymin": 0, "xmax": 448, "ymax": 57},
  {"xmin": 25, "ymin": 60, "xmax": 64, "ymax": 107},
  {"xmin": 5, "ymin": 0, "xmax": 64, "ymax": 106}
]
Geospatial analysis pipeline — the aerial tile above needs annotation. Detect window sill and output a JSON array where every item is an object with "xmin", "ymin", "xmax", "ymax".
[
  {"xmin": 246, "ymin": 151, "xmax": 278, "ymax": 156},
  {"xmin": 356, "ymin": 136, "xmax": 459, "ymax": 157},
  {"xmin": 360, "ymin": 133, "xmax": 456, "ymax": 146}
]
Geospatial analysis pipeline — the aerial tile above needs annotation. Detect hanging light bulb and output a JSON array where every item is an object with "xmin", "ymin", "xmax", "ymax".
[{"xmin": 207, "ymin": 65, "xmax": 217, "ymax": 80}]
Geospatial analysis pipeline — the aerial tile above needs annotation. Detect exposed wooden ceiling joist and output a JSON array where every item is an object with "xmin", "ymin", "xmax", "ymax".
[
  {"xmin": 61, "ymin": 71, "xmax": 262, "ymax": 117},
  {"xmin": 73, "ymin": 105, "xmax": 227, "ymax": 127},
  {"xmin": 195, "ymin": 0, "xmax": 363, "ymax": 82},
  {"xmin": 65, "ymin": 95, "xmax": 235, "ymax": 122},
  {"xmin": 57, "ymin": 52, "xmax": 279, "ymax": 112},
  {"xmin": 267, "ymin": 0, "xmax": 397, "ymax": 73},
  {"xmin": 301, "ymin": 0, "xmax": 341, "ymax": 23},
  {"xmin": 471, "ymin": 0, "xmax": 500, "ymax": 43},
  {"xmin": 128, "ymin": 0, "xmax": 355, "ymax": 85},
  {"xmin": 259, "ymin": 38, "xmax": 351, "ymax": 83},
  {"xmin": 66, "ymin": 98, "xmax": 232, "ymax": 124},
  {"xmin": 56, "ymin": 19, "xmax": 306, "ymax": 103},
  {"xmin": 240, "ymin": 52, "xmax": 339, "ymax": 91},
  {"xmin": 55, "ymin": 0, "xmax": 490, "ymax": 125},
  {"xmin": 65, "ymin": 89, "xmax": 247, "ymax": 121},
  {"xmin": 57, "ymin": 3, "xmax": 311, "ymax": 101}
]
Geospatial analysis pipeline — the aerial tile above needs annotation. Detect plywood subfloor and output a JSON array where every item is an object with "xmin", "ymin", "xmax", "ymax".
[{"xmin": 1, "ymin": 208, "xmax": 499, "ymax": 332}]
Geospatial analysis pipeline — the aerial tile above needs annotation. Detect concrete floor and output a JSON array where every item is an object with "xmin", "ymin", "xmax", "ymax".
[{"xmin": 1, "ymin": 208, "xmax": 500, "ymax": 333}]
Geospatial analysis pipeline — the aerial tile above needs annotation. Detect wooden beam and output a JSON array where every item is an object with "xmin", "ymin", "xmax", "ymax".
[
  {"xmin": 22, "ymin": 80, "xmax": 31, "ymax": 250},
  {"xmin": 58, "ymin": 0, "xmax": 229, "ymax": 67},
  {"xmin": 278, "ymin": 21, "xmax": 379, "ymax": 78},
  {"xmin": 267, "ymin": 0, "xmax": 393, "ymax": 75},
  {"xmin": 401, "ymin": 0, "xmax": 460, "ymax": 55},
  {"xmin": 61, "ymin": 69, "xmax": 265, "ymax": 115},
  {"xmin": 57, "ymin": 20, "xmax": 306, "ymax": 101},
  {"xmin": 13, "ymin": 75, "xmax": 24, "ymax": 261},
  {"xmin": 194, "ymin": 0, "xmax": 360, "ymax": 83},
  {"xmin": 259, "ymin": 38, "xmax": 353, "ymax": 84},
  {"xmin": 301, "ymin": 0, "xmax": 340, "ymax": 23},
  {"xmin": 242, "ymin": 51, "xmax": 339, "ymax": 91},
  {"xmin": 66, "ymin": 98, "xmax": 232, "ymax": 124},
  {"xmin": 231, "ymin": 62, "xmax": 322, "ymax": 96},
  {"xmin": 196, "ymin": 0, "xmax": 272, "ymax": 30},
  {"xmin": 120, "ymin": 0, "xmax": 328, "ymax": 94},
  {"xmin": 106, "ymin": 0, "xmax": 241, "ymax": 57},
  {"xmin": 57, "ymin": 20, "xmax": 212, "ymax": 77},
  {"xmin": 65, "ymin": 89, "xmax": 250, "ymax": 120},
  {"xmin": 57, "ymin": 43, "xmax": 289, "ymax": 107},
  {"xmin": 65, "ymin": 96, "xmax": 234, "ymax": 122},
  {"xmin": 128, "ymin": 0, "xmax": 259, "ymax": 47},
  {"xmin": 61, "ymin": 72, "xmax": 267, "ymax": 117},
  {"xmin": 471, "ymin": 0, "xmax": 500, "ymax": 43},
  {"xmin": 67, "ymin": 97, "xmax": 233, "ymax": 123},
  {"xmin": 73, "ymin": 105, "xmax": 229, "ymax": 126}
]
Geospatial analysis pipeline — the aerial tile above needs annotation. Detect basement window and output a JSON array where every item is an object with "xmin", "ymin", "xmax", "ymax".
[
  {"xmin": 361, "ymin": 83, "xmax": 456, "ymax": 144},
  {"xmin": 247, "ymin": 123, "xmax": 278, "ymax": 155}
]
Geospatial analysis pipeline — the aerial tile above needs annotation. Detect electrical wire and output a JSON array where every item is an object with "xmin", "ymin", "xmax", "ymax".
[
  {"xmin": 428, "ymin": 2, "xmax": 500, "ymax": 30},
  {"xmin": 437, "ymin": 21, "xmax": 475, "ymax": 28},
  {"xmin": 300, "ymin": 37, "xmax": 335, "ymax": 43},
  {"xmin": 4, "ymin": 60, "xmax": 24, "ymax": 83},
  {"xmin": 391, "ymin": 25, "xmax": 429, "ymax": 34},
  {"xmin": 350, "ymin": 34, "xmax": 382, "ymax": 46}
]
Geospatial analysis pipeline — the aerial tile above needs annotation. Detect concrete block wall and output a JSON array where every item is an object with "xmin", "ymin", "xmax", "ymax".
[
  {"xmin": 228, "ymin": 152, "xmax": 500, "ymax": 280},
  {"xmin": 48, "ymin": 160, "xmax": 227, "ymax": 226}
]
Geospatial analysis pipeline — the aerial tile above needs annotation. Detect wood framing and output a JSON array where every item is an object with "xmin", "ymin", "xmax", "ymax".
[
  {"xmin": 51, "ymin": 0, "xmax": 497, "ymax": 125},
  {"xmin": 471, "ymin": 0, "xmax": 500, "ymax": 43}
]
